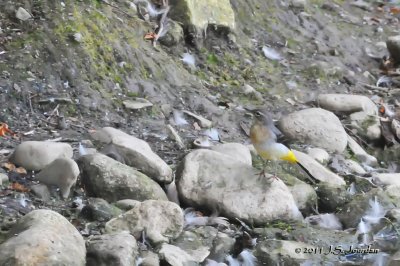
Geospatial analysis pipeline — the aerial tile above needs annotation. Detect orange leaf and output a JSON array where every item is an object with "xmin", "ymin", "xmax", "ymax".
[
  {"xmin": 0, "ymin": 123, "xmax": 15, "ymax": 137},
  {"xmin": 15, "ymin": 167, "xmax": 27, "ymax": 174},
  {"xmin": 2, "ymin": 162, "xmax": 16, "ymax": 171},
  {"xmin": 390, "ymin": 7, "xmax": 400, "ymax": 15},
  {"xmin": 9, "ymin": 182, "xmax": 30, "ymax": 192}
]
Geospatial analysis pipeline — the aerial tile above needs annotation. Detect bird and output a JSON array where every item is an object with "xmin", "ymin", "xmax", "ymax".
[{"xmin": 249, "ymin": 109, "xmax": 316, "ymax": 183}]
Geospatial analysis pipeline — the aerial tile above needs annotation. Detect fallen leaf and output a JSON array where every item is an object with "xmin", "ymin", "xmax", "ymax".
[
  {"xmin": 2, "ymin": 162, "xmax": 16, "ymax": 171},
  {"xmin": 9, "ymin": 182, "xmax": 30, "ymax": 192},
  {"xmin": 15, "ymin": 167, "xmax": 27, "ymax": 175},
  {"xmin": 0, "ymin": 123, "xmax": 15, "ymax": 137}
]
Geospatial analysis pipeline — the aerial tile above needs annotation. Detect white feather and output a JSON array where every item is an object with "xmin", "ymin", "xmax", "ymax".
[
  {"xmin": 181, "ymin": 53, "xmax": 196, "ymax": 69},
  {"xmin": 79, "ymin": 143, "xmax": 87, "ymax": 156},
  {"xmin": 239, "ymin": 250, "xmax": 257, "ymax": 266}
]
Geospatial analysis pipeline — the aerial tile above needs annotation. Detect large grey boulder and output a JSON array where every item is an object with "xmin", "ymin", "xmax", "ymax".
[
  {"xmin": 10, "ymin": 141, "xmax": 73, "ymax": 171},
  {"xmin": 317, "ymin": 94, "xmax": 378, "ymax": 115},
  {"xmin": 36, "ymin": 158, "xmax": 79, "ymax": 199},
  {"xmin": 0, "ymin": 210, "xmax": 85, "ymax": 266},
  {"xmin": 86, "ymin": 232, "xmax": 139, "ymax": 266},
  {"xmin": 387, "ymin": 35, "xmax": 400, "ymax": 63},
  {"xmin": 78, "ymin": 153, "xmax": 167, "ymax": 202},
  {"xmin": 91, "ymin": 127, "xmax": 172, "ymax": 183},
  {"xmin": 169, "ymin": 0, "xmax": 235, "ymax": 33},
  {"xmin": 210, "ymin": 143, "xmax": 252, "ymax": 166},
  {"xmin": 278, "ymin": 108, "xmax": 347, "ymax": 153},
  {"xmin": 158, "ymin": 243, "xmax": 197, "ymax": 266},
  {"xmin": 105, "ymin": 200, "xmax": 184, "ymax": 244},
  {"xmin": 176, "ymin": 149, "xmax": 303, "ymax": 225}
]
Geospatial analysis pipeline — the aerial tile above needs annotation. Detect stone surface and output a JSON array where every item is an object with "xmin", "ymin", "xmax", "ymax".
[
  {"xmin": 16, "ymin": 7, "xmax": 31, "ymax": 21},
  {"xmin": 317, "ymin": 94, "xmax": 378, "ymax": 115},
  {"xmin": 387, "ymin": 35, "xmax": 400, "ymax": 63},
  {"xmin": 158, "ymin": 244, "xmax": 197, "ymax": 266},
  {"xmin": 372, "ymin": 173, "xmax": 400, "ymax": 186},
  {"xmin": 30, "ymin": 183, "xmax": 51, "ymax": 201},
  {"xmin": 105, "ymin": 200, "xmax": 184, "ymax": 244},
  {"xmin": 347, "ymin": 135, "xmax": 378, "ymax": 166},
  {"xmin": 169, "ymin": 0, "xmax": 235, "ymax": 32},
  {"xmin": 306, "ymin": 147, "xmax": 330, "ymax": 164},
  {"xmin": 79, "ymin": 153, "xmax": 167, "ymax": 202},
  {"xmin": 277, "ymin": 108, "xmax": 347, "ymax": 153},
  {"xmin": 81, "ymin": 198, "xmax": 123, "ymax": 222},
  {"xmin": 0, "ymin": 210, "xmax": 85, "ymax": 265},
  {"xmin": 10, "ymin": 141, "xmax": 73, "ymax": 171},
  {"xmin": 115, "ymin": 199, "xmax": 141, "ymax": 211},
  {"xmin": 210, "ymin": 143, "xmax": 252, "ymax": 166},
  {"xmin": 293, "ymin": 150, "xmax": 346, "ymax": 186},
  {"xmin": 86, "ymin": 232, "xmax": 138, "ymax": 266},
  {"xmin": 176, "ymin": 149, "xmax": 303, "ymax": 225},
  {"xmin": 122, "ymin": 98, "xmax": 153, "ymax": 110},
  {"xmin": 36, "ymin": 158, "xmax": 79, "ymax": 199},
  {"xmin": 255, "ymin": 240, "xmax": 317, "ymax": 265},
  {"xmin": 349, "ymin": 111, "xmax": 381, "ymax": 141},
  {"xmin": 91, "ymin": 127, "xmax": 172, "ymax": 183},
  {"xmin": 159, "ymin": 20, "xmax": 184, "ymax": 47}
]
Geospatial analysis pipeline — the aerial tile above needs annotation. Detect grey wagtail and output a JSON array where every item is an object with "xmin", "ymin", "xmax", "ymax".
[{"xmin": 250, "ymin": 109, "xmax": 316, "ymax": 183}]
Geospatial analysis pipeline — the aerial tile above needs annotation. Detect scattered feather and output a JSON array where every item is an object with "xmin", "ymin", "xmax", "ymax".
[
  {"xmin": 226, "ymin": 255, "xmax": 240, "ymax": 266},
  {"xmin": 206, "ymin": 259, "xmax": 227, "ymax": 266},
  {"xmin": 181, "ymin": 53, "xmax": 196, "ymax": 69},
  {"xmin": 135, "ymin": 257, "xmax": 144, "ymax": 266},
  {"xmin": 184, "ymin": 208, "xmax": 229, "ymax": 228},
  {"xmin": 305, "ymin": 213, "xmax": 342, "ymax": 230},
  {"xmin": 347, "ymin": 182, "xmax": 357, "ymax": 195},
  {"xmin": 79, "ymin": 142, "xmax": 87, "ymax": 156},
  {"xmin": 363, "ymin": 197, "xmax": 385, "ymax": 224},
  {"xmin": 376, "ymin": 76, "xmax": 392, "ymax": 88},
  {"xmin": 239, "ymin": 249, "xmax": 257, "ymax": 266},
  {"xmin": 173, "ymin": 110, "xmax": 189, "ymax": 126},
  {"xmin": 73, "ymin": 197, "xmax": 85, "ymax": 210},
  {"xmin": 166, "ymin": 180, "xmax": 180, "ymax": 205},
  {"xmin": 204, "ymin": 128, "xmax": 220, "ymax": 141},
  {"xmin": 18, "ymin": 194, "xmax": 27, "ymax": 207},
  {"xmin": 262, "ymin": 46, "xmax": 282, "ymax": 61}
]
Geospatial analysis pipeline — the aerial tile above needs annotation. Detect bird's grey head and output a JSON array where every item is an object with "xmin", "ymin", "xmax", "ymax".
[{"xmin": 252, "ymin": 109, "xmax": 282, "ymax": 136}]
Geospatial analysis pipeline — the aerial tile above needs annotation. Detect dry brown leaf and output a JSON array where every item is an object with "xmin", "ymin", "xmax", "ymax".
[
  {"xmin": 9, "ymin": 182, "xmax": 30, "ymax": 192},
  {"xmin": 2, "ymin": 162, "xmax": 16, "ymax": 171},
  {"xmin": 14, "ymin": 167, "xmax": 27, "ymax": 175}
]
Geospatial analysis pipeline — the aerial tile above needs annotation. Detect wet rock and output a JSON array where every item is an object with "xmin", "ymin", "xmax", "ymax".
[
  {"xmin": 306, "ymin": 147, "xmax": 330, "ymax": 164},
  {"xmin": 0, "ymin": 210, "xmax": 85, "ymax": 265},
  {"xmin": 347, "ymin": 135, "xmax": 378, "ymax": 166},
  {"xmin": 16, "ymin": 7, "xmax": 31, "ymax": 21},
  {"xmin": 122, "ymin": 98, "xmax": 153, "ymax": 110},
  {"xmin": 330, "ymin": 155, "xmax": 366, "ymax": 175},
  {"xmin": 293, "ymin": 150, "xmax": 346, "ymax": 186},
  {"xmin": 317, "ymin": 94, "xmax": 378, "ymax": 115},
  {"xmin": 115, "ymin": 199, "xmax": 140, "ymax": 211},
  {"xmin": 278, "ymin": 108, "xmax": 347, "ymax": 153},
  {"xmin": 210, "ymin": 143, "xmax": 252, "ymax": 166},
  {"xmin": 30, "ymin": 183, "xmax": 51, "ymax": 201},
  {"xmin": 86, "ymin": 232, "xmax": 138, "ymax": 266},
  {"xmin": 139, "ymin": 251, "xmax": 160, "ymax": 266},
  {"xmin": 159, "ymin": 20, "xmax": 184, "ymax": 47},
  {"xmin": 173, "ymin": 226, "xmax": 218, "ymax": 263},
  {"xmin": 349, "ymin": 111, "xmax": 381, "ymax": 141},
  {"xmin": 384, "ymin": 185, "xmax": 400, "ymax": 206},
  {"xmin": 169, "ymin": 0, "xmax": 235, "ymax": 32},
  {"xmin": 290, "ymin": 0, "xmax": 306, "ymax": 9},
  {"xmin": 81, "ymin": 198, "xmax": 123, "ymax": 222},
  {"xmin": 105, "ymin": 200, "xmax": 183, "ymax": 244},
  {"xmin": 10, "ymin": 141, "xmax": 73, "ymax": 171},
  {"xmin": 36, "ymin": 158, "xmax": 79, "ymax": 199},
  {"xmin": 387, "ymin": 35, "xmax": 400, "ymax": 63},
  {"xmin": 337, "ymin": 189, "xmax": 394, "ymax": 228},
  {"xmin": 208, "ymin": 232, "xmax": 235, "ymax": 262},
  {"xmin": 373, "ymin": 173, "xmax": 400, "ymax": 186},
  {"xmin": 255, "ymin": 240, "xmax": 317, "ymax": 265},
  {"xmin": 79, "ymin": 153, "xmax": 167, "ymax": 202},
  {"xmin": 286, "ymin": 177, "xmax": 317, "ymax": 213},
  {"xmin": 176, "ymin": 149, "xmax": 302, "ymax": 225},
  {"xmin": 91, "ymin": 127, "xmax": 172, "ymax": 183},
  {"xmin": 158, "ymin": 243, "xmax": 197, "ymax": 266}
]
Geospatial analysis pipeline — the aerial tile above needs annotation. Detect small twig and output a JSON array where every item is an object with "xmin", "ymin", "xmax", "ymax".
[
  {"xmin": 28, "ymin": 92, "xmax": 34, "ymax": 114},
  {"xmin": 46, "ymin": 104, "xmax": 60, "ymax": 121},
  {"xmin": 100, "ymin": 0, "xmax": 136, "ymax": 19},
  {"xmin": 358, "ymin": 82, "xmax": 389, "ymax": 92}
]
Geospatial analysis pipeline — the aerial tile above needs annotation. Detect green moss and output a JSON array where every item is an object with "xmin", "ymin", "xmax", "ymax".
[{"xmin": 206, "ymin": 53, "xmax": 219, "ymax": 65}]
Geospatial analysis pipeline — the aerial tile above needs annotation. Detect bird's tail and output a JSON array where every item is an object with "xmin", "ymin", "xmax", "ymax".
[{"xmin": 296, "ymin": 162, "xmax": 318, "ymax": 185}]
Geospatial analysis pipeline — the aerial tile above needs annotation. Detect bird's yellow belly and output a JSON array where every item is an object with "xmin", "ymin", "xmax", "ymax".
[{"xmin": 254, "ymin": 144, "xmax": 297, "ymax": 163}]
